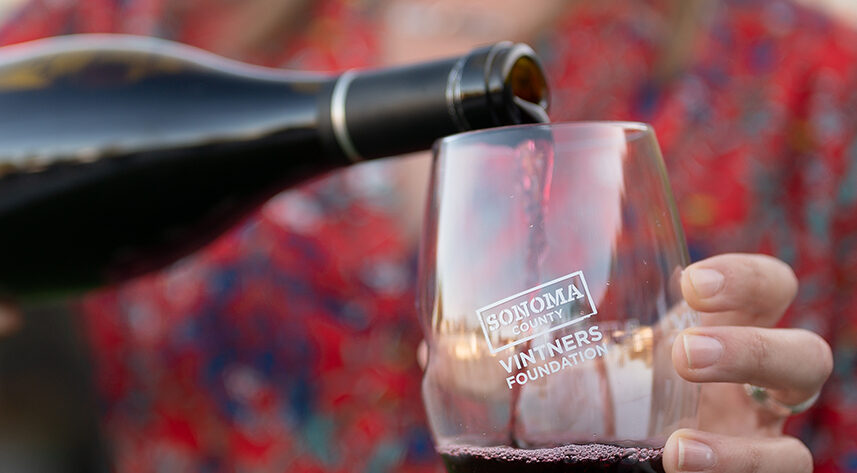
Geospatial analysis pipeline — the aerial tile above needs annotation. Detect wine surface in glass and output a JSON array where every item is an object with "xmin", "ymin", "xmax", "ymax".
[{"xmin": 439, "ymin": 443, "xmax": 664, "ymax": 473}]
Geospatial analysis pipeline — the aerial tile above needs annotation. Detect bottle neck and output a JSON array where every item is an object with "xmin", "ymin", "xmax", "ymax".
[{"xmin": 320, "ymin": 42, "xmax": 549, "ymax": 163}]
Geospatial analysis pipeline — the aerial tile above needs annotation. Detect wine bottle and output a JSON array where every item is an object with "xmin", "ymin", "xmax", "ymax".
[{"xmin": 0, "ymin": 34, "xmax": 549, "ymax": 299}]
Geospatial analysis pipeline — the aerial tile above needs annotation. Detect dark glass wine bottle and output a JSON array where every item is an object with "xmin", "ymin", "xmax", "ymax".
[{"xmin": 0, "ymin": 34, "xmax": 549, "ymax": 299}]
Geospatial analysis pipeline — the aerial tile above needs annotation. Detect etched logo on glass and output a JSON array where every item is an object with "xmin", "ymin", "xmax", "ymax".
[{"xmin": 476, "ymin": 271, "xmax": 597, "ymax": 353}]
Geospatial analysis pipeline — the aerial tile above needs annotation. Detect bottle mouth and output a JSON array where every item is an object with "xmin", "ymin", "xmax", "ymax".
[
  {"xmin": 505, "ymin": 55, "xmax": 550, "ymax": 124},
  {"xmin": 452, "ymin": 42, "xmax": 551, "ymax": 130},
  {"xmin": 507, "ymin": 55, "xmax": 548, "ymax": 110}
]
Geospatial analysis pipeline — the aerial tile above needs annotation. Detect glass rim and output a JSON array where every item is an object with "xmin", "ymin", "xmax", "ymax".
[{"xmin": 439, "ymin": 121, "xmax": 653, "ymax": 147}]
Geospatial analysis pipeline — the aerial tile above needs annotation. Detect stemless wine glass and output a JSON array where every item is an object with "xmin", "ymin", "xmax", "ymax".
[{"xmin": 417, "ymin": 122, "xmax": 699, "ymax": 473}]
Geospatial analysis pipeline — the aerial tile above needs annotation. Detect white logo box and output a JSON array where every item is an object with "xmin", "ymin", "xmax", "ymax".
[{"xmin": 476, "ymin": 271, "xmax": 598, "ymax": 354}]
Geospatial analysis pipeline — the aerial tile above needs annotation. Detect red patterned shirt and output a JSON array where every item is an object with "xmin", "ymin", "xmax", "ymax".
[{"xmin": 2, "ymin": 1, "xmax": 857, "ymax": 472}]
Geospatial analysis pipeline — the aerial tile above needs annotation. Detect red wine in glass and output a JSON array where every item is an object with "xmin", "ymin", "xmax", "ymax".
[{"xmin": 439, "ymin": 443, "xmax": 665, "ymax": 473}]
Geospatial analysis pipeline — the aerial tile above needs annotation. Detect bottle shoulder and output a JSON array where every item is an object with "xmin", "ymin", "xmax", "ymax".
[{"xmin": 0, "ymin": 34, "xmax": 331, "ymax": 83}]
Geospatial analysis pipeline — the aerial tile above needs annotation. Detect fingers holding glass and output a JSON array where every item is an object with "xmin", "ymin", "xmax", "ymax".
[
  {"xmin": 680, "ymin": 254, "xmax": 798, "ymax": 327},
  {"xmin": 676, "ymin": 253, "xmax": 829, "ymax": 413},
  {"xmin": 672, "ymin": 326, "xmax": 832, "ymax": 407},
  {"xmin": 663, "ymin": 429, "xmax": 813, "ymax": 473}
]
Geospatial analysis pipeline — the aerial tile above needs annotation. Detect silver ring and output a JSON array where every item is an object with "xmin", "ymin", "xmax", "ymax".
[
  {"xmin": 330, "ymin": 70, "xmax": 362, "ymax": 163},
  {"xmin": 744, "ymin": 384, "xmax": 820, "ymax": 416}
]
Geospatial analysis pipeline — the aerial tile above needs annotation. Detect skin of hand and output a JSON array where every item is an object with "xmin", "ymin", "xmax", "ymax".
[
  {"xmin": 0, "ymin": 301, "xmax": 22, "ymax": 337},
  {"xmin": 663, "ymin": 253, "xmax": 833, "ymax": 473}
]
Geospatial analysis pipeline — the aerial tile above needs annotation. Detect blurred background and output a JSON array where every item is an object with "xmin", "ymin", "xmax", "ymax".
[
  {"xmin": 1, "ymin": 0, "xmax": 857, "ymax": 472},
  {"xmin": 794, "ymin": 0, "xmax": 857, "ymax": 24}
]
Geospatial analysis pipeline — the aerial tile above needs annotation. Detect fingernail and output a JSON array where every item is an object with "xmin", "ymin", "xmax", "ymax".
[
  {"xmin": 687, "ymin": 268, "xmax": 724, "ymax": 298},
  {"xmin": 678, "ymin": 438, "xmax": 716, "ymax": 471},
  {"xmin": 683, "ymin": 334, "xmax": 723, "ymax": 369}
]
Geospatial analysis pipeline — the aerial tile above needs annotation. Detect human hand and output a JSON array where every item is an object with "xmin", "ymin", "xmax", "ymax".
[{"xmin": 664, "ymin": 254, "xmax": 832, "ymax": 473}]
